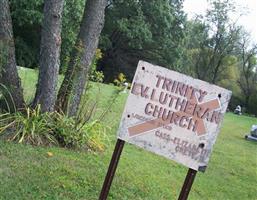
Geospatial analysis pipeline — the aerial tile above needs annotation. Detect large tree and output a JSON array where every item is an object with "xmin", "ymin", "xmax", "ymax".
[
  {"xmin": 0, "ymin": 0, "xmax": 25, "ymax": 112},
  {"xmin": 56, "ymin": 0, "xmax": 107, "ymax": 116},
  {"xmin": 33, "ymin": 0, "xmax": 65, "ymax": 112}
]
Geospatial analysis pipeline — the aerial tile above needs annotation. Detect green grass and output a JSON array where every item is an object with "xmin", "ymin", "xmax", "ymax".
[
  {"xmin": 18, "ymin": 67, "xmax": 38, "ymax": 102},
  {"xmin": 0, "ymin": 68, "xmax": 256, "ymax": 199}
]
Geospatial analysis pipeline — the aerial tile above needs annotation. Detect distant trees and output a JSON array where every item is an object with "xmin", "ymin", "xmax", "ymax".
[
  {"xmin": 1, "ymin": 0, "xmax": 257, "ymax": 115},
  {"xmin": 181, "ymin": 0, "xmax": 257, "ymax": 113},
  {"xmin": 9, "ymin": 0, "xmax": 85, "ymax": 70},
  {"xmin": 236, "ymin": 32, "xmax": 257, "ymax": 111},
  {"xmin": 10, "ymin": 0, "xmax": 43, "ymax": 68},
  {"xmin": 99, "ymin": 0, "xmax": 186, "ymax": 81},
  {"xmin": 0, "ymin": 0, "xmax": 25, "ymax": 111},
  {"xmin": 183, "ymin": 0, "xmax": 240, "ymax": 84}
]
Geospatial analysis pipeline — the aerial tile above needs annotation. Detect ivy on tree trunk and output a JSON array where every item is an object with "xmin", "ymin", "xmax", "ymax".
[{"xmin": 56, "ymin": 0, "xmax": 107, "ymax": 116}]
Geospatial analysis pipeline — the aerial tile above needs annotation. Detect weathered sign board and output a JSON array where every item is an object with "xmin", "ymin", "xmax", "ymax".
[{"xmin": 117, "ymin": 60, "xmax": 232, "ymax": 172}]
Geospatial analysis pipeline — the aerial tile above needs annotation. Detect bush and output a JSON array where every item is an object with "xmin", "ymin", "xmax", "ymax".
[
  {"xmin": 51, "ymin": 112, "xmax": 110, "ymax": 151},
  {"xmin": 83, "ymin": 120, "xmax": 110, "ymax": 152},
  {"xmin": 0, "ymin": 106, "xmax": 110, "ymax": 151},
  {"xmin": 114, "ymin": 73, "xmax": 129, "ymax": 88},
  {"xmin": 0, "ymin": 105, "xmax": 57, "ymax": 146},
  {"xmin": 89, "ymin": 48, "xmax": 104, "ymax": 83},
  {"xmin": 0, "ymin": 72, "xmax": 123, "ymax": 151}
]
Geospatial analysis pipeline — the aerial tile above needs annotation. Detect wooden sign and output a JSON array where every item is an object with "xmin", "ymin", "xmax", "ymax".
[{"xmin": 117, "ymin": 60, "xmax": 232, "ymax": 172}]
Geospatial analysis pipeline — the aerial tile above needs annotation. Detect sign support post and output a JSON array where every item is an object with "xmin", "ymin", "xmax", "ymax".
[
  {"xmin": 99, "ymin": 139, "xmax": 125, "ymax": 200},
  {"xmin": 178, "ymin": 168, "xmax": 197, "ymax": 200}
]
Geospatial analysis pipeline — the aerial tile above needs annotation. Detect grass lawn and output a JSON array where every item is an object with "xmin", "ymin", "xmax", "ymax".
[{"xmin": 0, "ymin": 69, "xmax": 256, "ymax": 199}]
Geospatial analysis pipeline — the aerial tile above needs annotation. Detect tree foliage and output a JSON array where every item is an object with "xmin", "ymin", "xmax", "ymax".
[
  {"xmin": 10, "ymin": 0, "xmax": 85, "ymax": 69},
  {"xmin": 10, "ymin": 0, "xmax": 43, "ymax": 67},
  {"xmin": 3, "ymin": 0, "xmax": 257, "ymax": 116},
  {"xmin": 183, "ymin": 0, "xmax": 241, "ymax": 84},
  {"xmin": 60, "ymin": 0, "xmax": 85, "ymax": 71},
  {"xmin": 99, "ymin": 0, "xmax": 186, "ymax": 81},
  {"xmin": 236, "ymin": 31, "xmax": 257, "ymax": 111}
]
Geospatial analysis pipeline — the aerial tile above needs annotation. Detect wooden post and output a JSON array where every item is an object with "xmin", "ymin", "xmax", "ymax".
[
  {"xmin": 99, "ymin": 139, "xmax": 125, "ymax": 200},
  {"xmin": 178, "ymin": 168, "xmax": 197, "ymax": 200}
]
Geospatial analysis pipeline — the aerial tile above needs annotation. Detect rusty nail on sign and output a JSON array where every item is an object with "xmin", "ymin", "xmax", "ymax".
[{"xmin": 99, "ymin": 60, "xmax": 232, "ymax": 200}]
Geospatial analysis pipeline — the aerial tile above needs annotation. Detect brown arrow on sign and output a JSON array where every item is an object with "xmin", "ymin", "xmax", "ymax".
[{"xmin": 128, "ymin": 95, "xmax": 220, "ymax": 137}]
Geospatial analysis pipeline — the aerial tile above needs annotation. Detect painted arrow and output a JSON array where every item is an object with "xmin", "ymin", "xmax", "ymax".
[{"xmin": 128, "ymin": 94, "xmax": 220, "ymax": 137}]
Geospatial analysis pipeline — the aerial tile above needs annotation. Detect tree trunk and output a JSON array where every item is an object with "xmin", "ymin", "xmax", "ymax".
[
  {"xmin": 245, "ymin": 94, "xmax": 250, "ymax": 112},
  {"xmin": 0, "ymin": 0, "xmax": 25, "ymax": 112},
  {"xmin": 56, "ymin": 0, "xmax": 107, "ymax": 116},
  {"xmin": 33, "ymin": 0, "xmax": 64, "ymax": 112}
]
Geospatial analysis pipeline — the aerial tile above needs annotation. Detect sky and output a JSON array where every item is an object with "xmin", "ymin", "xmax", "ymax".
[{"xmin": 183, "ymin": 0, "xmax": 257, "ymax": 43}]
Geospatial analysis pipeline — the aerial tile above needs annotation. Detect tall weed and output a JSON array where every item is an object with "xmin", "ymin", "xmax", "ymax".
[
  {"xmin": 0, "ymin": 106, "xmax": 110, "ymax": 151},
  {"xmin": 0, "ymin": 83, "xmax": 16, "ymax": 113},
  {"xmin": 0, "ymin": 105, "xmax": 57, "ymax": 145}
]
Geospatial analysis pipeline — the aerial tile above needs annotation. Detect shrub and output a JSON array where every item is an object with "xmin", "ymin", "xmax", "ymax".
[
  {"xmin": 83, "ymin": 120, "xmax": 110, "ymax": 152},
  {"xmin": 0, "ymin": 105, "xmax": 57, "ymax": 146},
  {"xmin": 114, "ymin": 73, "xmax": 127, "ymax": 88},
  {"xmin": 90, "ymin": 70, "xmax": 104, "ymax": 83},
  {"xmin": 51, "ymin": 111, "xmax": 110, "ymax": 151},
  {"xmin": 89, "ymin": 48, "xmax": 104, "ymax": 83},
  {"xmin": 0, "ymin": 106, "xmax": 110, "ymax": 152}
]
